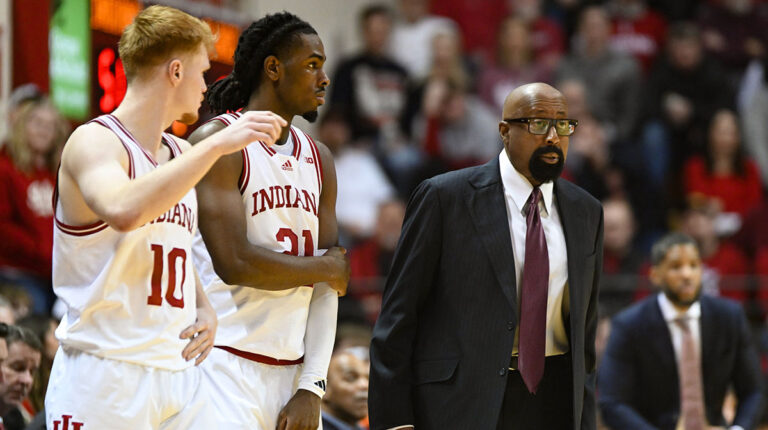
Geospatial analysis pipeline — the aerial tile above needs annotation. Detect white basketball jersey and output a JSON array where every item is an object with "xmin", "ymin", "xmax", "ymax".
[
  {"xmin": 53, "ymin": 114, "xmax": 198, "ymax": 371},
  {"xmin": 193, "ymin": 112, "xmax": 322, "ymax": 361}
]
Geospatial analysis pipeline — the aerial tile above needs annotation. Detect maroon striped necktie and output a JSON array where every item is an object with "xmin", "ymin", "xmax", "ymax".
[{"xmin": 518, "ymin": 187, "xmax": 549, "ymax": 394}]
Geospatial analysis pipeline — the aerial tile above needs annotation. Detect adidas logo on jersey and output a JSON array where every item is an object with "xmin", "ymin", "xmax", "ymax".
[
  {"xmin": 281, "ymin": 160, "xmax": 293, "ymax": 171},
  {"xmin": 314, "ymin": 379, "xmax": 327, "ymax": 392}
]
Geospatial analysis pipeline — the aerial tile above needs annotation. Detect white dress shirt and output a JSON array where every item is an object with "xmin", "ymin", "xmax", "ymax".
[
  {"xmin": 657, "ymin": 293, "xmax": 744, "ymax": 430},
  {"xmin": 499, "ymin": 151, "xmax": 569, "ymax": 357}
]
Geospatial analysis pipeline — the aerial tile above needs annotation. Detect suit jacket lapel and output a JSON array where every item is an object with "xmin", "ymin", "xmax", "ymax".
[
  {"xmin": 555, "ymin": 180, "xmax": 585, "ymax": 338},
  {"xmin": 467, "ymin": 158, "xmax": 518, "ymax": 315},
  {"xmin": 699, "ymin": 297, "xmax": 715, "ymax": 390},
  {"xmin": 649, "ymin": 297, "xmax": 679, "ymax": 386}
]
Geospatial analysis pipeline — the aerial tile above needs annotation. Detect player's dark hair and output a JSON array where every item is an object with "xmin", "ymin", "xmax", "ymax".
[
  {"xmin": 650, "ymin": 232, "xmax": 698, "ymax": 266},
  {"xmin": 206, "ymin": 12, "xmax": 317, "ymax": 114}
]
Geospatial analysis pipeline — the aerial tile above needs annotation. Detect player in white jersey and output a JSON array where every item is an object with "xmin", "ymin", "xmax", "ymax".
[
  {"xmin": 45, "ymin": 6, "xmax": 286, "ymax": 429},
  {"xmin": 189, "ymin": 12, "xmax": 349, "ymax": 430}
]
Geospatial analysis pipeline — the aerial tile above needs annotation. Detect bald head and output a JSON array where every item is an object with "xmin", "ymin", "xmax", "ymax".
[
  {"xmin": 502, "ymin": 83, "xmax": 567, "ymax": 120},
  {"xmin": 498, "ymin": 82, "xmax": 572, "ymax": 186}
]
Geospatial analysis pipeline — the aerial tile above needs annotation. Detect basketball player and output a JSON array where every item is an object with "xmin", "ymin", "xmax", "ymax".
[
  {"xmin": 189, "ymin": 12, "xmax": 348, "ymax": 430},
  {"xmin": 44, "ymin": 6, "xmax": 285, "ymax": 429}
]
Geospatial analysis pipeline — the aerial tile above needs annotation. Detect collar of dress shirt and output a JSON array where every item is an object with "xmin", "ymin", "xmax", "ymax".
[
  {"xmin": 498, "ymin": 151, "xmax": 554, "ymax": 216},
  {"xmin": 657, "ymin": 292, "xmax": 701, "ymax": 323}
]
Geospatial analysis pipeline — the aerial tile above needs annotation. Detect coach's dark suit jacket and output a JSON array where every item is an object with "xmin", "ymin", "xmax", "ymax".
[
  {"xmin": 368, "ymin": 157, "xmax": 604, "ymax": 430},
  {"xmin": 599, "ymin": 294, "xmax": 764, "ymax": 430}
]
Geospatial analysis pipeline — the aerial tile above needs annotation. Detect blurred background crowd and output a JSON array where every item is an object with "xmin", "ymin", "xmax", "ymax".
[{"xmin": 1, "ymin": 0, "xmax": 768, "ymax": 428}]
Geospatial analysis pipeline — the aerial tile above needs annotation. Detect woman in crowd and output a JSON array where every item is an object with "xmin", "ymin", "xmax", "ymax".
[{"xmin": 0, "ymin": 98, "xmax": 68, "ymax": 314}]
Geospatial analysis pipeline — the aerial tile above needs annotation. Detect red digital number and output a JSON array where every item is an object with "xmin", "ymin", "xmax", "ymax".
[
  {"xmin": 97, "ymin": 47, "xmax": 127, "ymax": 113},
  {"xmin": 148, "ymin": 244, "xmax": 186, "ymax": 308}
]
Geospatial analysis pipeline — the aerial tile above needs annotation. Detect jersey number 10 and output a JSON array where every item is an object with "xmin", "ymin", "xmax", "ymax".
[{"xmin": 148, "ymin": 244, "xmax": 186, "ymax": 308}]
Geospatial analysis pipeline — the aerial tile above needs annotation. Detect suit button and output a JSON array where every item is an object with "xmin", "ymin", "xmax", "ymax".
[
  {"xmin": 507, "ymin": 322, "xmax": 514, "ymax": 331},
  {"xmin": 499, "ymin": 368, "xmax": 506, "ymax": 376}
]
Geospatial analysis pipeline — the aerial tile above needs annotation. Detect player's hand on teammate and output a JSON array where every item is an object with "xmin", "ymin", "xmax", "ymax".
[
  {"xmin": 276, "ymin": 389, "xmax": 321, "ymax": 430},
  {"xmin": 325, "ymin": 246, "xmax": 350, "ymax": 297},
  {"xmin": 208, "ymin": 111, "xmax": 287, "ymax": 155},
  {"xmin": 179, "ymin": 302, "xmax": 218, "ymax": 365}
]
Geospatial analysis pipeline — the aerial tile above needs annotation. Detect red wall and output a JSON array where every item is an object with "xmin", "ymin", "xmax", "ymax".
[{"xmin": 12, "ymin": 0, "xmax": 51, "ymax": 92}]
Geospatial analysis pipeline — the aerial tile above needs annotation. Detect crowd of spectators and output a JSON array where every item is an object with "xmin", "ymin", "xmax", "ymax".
[
  {"xmin": 325, "ymin": 0, "xmax": 768, "ymax": 330},
  {"xmin": 1, "ymin": 0, "xmax": 768, "ymax": 427}
]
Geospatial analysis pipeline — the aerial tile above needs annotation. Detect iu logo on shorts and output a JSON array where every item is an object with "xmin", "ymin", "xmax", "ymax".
[{"xmin": 52, "ymin": 415, "xmax": 84, "ymax": 430}]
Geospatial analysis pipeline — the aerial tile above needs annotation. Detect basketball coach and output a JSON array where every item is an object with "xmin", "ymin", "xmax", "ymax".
[{"xmin": 369, "ymin": 83, "xmax": 603, "ymax": 430}]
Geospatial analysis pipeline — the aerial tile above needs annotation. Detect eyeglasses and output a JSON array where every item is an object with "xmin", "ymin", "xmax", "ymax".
[{"xmin": 504, "ymin": 118, "xmax": 578, "ymax": 136}]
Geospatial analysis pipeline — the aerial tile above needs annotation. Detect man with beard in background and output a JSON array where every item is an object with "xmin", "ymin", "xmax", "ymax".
[
  {"xmin": 369, "ymin": 83, "xmax": 603, "ymax": 429},
  {"xmin": 599, "ymin": 233, "xmax": 763, "ymax": 430},
  {"xmin": 321, "ymin": 347, "xmax": 369, "ymax": 430}
]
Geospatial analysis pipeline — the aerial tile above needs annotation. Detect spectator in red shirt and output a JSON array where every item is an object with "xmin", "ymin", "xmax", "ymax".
[
  {"xmin": 0, "ymin": 98, "xmax": 68, "ymax": 314},
  {"xmin": 698, "ymin": 0, "xmax": 768, "ymax": 80},
  {"xmin": 683, "ymin": 109, "xmax": 763, "ymax": 223},
  {"xmin": 607, "ymin": 0, "xmax": 667, "ymax": 74},
  {"xmin": 349, "ymin": 200, "xmax": 405, "ymax": 324},
  {"xmin": 510, "ymin": 0, "xmax": 566, "ymax": 72},
  {"xmin": 478, "ymin": 16, "xmax": 552, "ymax": 113}
]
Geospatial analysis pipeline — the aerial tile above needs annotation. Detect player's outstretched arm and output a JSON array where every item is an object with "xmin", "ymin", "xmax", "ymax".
[
  {"xmin": 189, "ymin": 124, "xmax": 348, "ymax": 292},
  {"xmin": 59, "ymin": 112, "xmax": 285, "ymax": 231}
]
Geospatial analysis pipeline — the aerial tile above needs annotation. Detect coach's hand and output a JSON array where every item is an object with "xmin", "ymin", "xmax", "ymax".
[
  {"xmin": 276, "ymin": 389, "xmax": 321, "ymax": 430},
  {"xmin": 325, "ymin": 246, "xmax": 350, "ymax": 297},
  {"xmin": 180, "ymin": 302, "xmax": 218, "ymax": 365}
]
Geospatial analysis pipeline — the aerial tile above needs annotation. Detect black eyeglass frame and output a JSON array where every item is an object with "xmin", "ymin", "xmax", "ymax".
[{"xmin": 503, "ymin": 117, "xmax": 579, "ymax": 136}]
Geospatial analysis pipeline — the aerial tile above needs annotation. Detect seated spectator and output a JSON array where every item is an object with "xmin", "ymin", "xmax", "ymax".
[
  {"xmin": 0, "ymin": 326, "xmax": 41, "ymax": 430},
  {"xmin": 349, "ymin": 200, "xmax": 405, "ymax": 324},
  {"xmin": 429, "ymin": 0, "xmax": 509, "ymax": 65},
  {"xmin": 388, "ymin": 0, "xmax": 456, "ymax": 81},
  {"xmin": 599, "ymin": 233, "xmax": 763, "ymax": 430},
  {"xmin": 401, "ymin": 24, "xmax": 474, "ymax": 139},
  {"xmin": 0, "ymin": 296, "xmax": 15, "ymax": 325},
  {"xmin": 640, "ymin": 22, "xmax": 735, "ymax": 189},
  {"xmin": 698, "ymin": 0, "xmax": 768, "ymax": 81},
  {"xmin": 318, "ymin": 109, "xmax": 396, "ymax": 244},
  {"xmin": 0, "ymin": 286, "xmax": 30, "ymax": 324},
  {"xmin": 738, "ymin": 57, "xmax": 768, "ymax": 187},
  {"xmin": 606, "ymin": 0, "xmax": 667, "ymax": 74},
  {"xmin": 683, "ymin": 109, "xmax": 763, "ymax": 229},
  {"xmin": 511, "ymin": 0, "xmax": 566, "ymax": 72},
  {"xmin": 600, "ymin": 197, "xmax": 648, "ymax": 314},
  {"xmin": 322, "ymin": 347, "xmax": 370, "ymax": 430},
  {"xmin": 415, "ymin": 76, "xmax": 501, "ymax": 171},
  {"xmin": 555, "ymin": 5, "xmax": 641, "ymax": 143},
  {"xmin": 329, "ymin": 4, "xmax": 410, "ymax": 144},
  {"xmin": 478, "ymin": 16, "xmax": 552, "ymax": 113},
  {"xmin": 0, "ymin": 98, "xmax": 68, "ymax": 314},
  {"xmin": 682, "ymin": 206, "xmax": 749, "ymax": 303},
  {"xmin": 563, "ymin": 116, "xmax": 610, "ymax": 200},
  {"xmin": 15, "ymin": 315, "xmax": 57, "ymax": 422}
]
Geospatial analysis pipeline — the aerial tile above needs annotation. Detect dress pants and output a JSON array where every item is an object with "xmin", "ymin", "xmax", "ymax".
[{"xmin": 496, "ymin": 354, "xmax": 574, "ymax": 429}]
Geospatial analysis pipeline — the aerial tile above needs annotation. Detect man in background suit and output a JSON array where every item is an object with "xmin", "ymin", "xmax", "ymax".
[
  {"xmin": 369, "ymin": 83, "xmax": 604, "ymax": 430},
  {"xmin": 599, "ymin": 233, "xmax": 763, "ymax": 430}
]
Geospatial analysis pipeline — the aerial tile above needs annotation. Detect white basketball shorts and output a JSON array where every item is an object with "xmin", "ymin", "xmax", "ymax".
[
  {"xmin": 199, "ymin": 346, "xmax": 323, "ymax": 429},
  {"xmin": 45, "ymin": 347, "xmax": 214, "ymax": 429}
]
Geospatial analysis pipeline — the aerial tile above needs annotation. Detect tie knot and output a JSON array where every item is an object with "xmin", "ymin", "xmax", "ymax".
[
  {"xmin": 674, "ymin": 316, "xmax": 692, "ymax": 332},
  {"xmin": 526, "ymin": 187, "xmax": 542, "ymax": 216}
]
